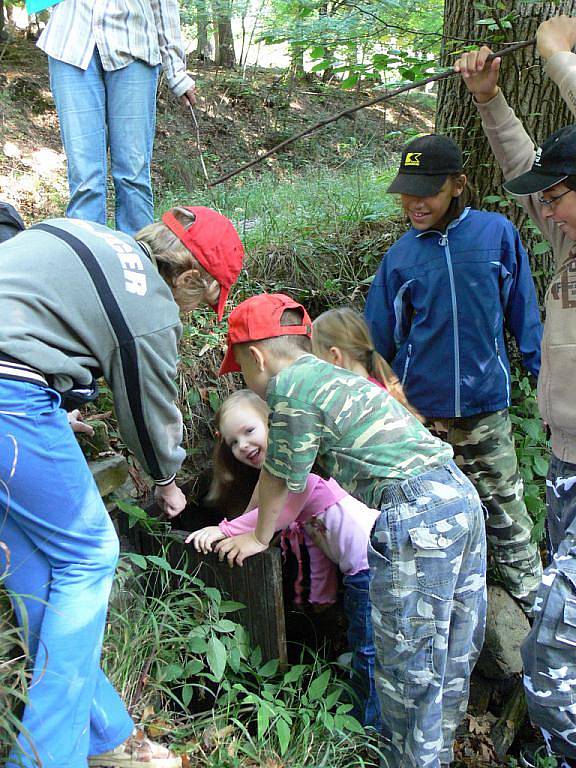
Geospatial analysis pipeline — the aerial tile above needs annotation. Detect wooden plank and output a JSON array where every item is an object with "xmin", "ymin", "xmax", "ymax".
[{"xmin": 121, "ymin": 490, "xmax": 287, "ymax": 664}]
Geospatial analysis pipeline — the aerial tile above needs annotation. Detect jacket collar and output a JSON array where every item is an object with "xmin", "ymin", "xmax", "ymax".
[{"xmin": 414, "ymin": 206, "xmax": 471, "ymax": 239}]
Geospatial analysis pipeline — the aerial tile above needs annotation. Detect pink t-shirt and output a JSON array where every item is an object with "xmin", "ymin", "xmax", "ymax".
[{"xmin": 219, "ymin": 475, "xmax": 380, "ymax": 604}]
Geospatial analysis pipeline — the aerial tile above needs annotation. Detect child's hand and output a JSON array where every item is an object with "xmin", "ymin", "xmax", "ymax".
[
  {"xmin": 453, "ymin": 46, "xmax": 500, "ymax": 103},
  {"xmin": 214, "ymin": 532, "xmax": 268, "ymax": 567},
  {"xmin": 185, "ymin": 526, "xmax": 225, "ymax": 553},
  {"xmin": 67, "ymin": 409, "xmax": 95, "ymax": 436},
  {"xmin": 537, "ymin": 15, "xmax": 576, "ymax": 61}
]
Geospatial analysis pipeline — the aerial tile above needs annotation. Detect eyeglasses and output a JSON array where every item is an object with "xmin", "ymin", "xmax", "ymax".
[{"xmin": 537, "ymin": 189, "xmax": 573, "ymax": 207}]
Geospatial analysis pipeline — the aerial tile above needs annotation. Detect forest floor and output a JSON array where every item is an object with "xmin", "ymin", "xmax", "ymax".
[{"xmin": 0, "ymin": 34, "xmax": 434, "ymax": 222}]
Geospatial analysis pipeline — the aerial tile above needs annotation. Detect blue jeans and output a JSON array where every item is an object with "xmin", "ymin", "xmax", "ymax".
[
  {"xmin": 49, "ymin": 50, "xmax": 160, "ymax": 235},
  {"xmin": 343, "ymin": 569, "xmax": 382, "ymax": 731},
  {"xmin": 546, "ymin": 453, "xmax": 576, "ymax": 556},
  {"xmin": 369, "ymin": 461, "xmax": 487, "ymax": 768},
  {"xmin": 0, "ymin": 379, "xmax": 133, "ymax": 768}
]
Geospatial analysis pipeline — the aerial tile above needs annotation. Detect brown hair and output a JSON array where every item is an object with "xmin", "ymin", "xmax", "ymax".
[
  {"xmin": 205, "ymin": 390, "xmax": 269, "ymax": 515},
  {"xmin": 312, "ymin": 307, "xmax": 423, "ymax": 421},
  {"xmin": 135, "ymin": 207, "xmax": 219, "ymax": 309}
]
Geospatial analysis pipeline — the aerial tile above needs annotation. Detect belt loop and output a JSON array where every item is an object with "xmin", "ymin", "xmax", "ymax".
[{"xmin": 400, "ymin": 478, "xmax": 417, "ymax": 502}]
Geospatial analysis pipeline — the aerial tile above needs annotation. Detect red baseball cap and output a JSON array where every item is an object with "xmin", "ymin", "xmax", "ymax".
[
  {"xmin": 161, "ymin": 206, "xmax": 244, "ymax": 321},
  {"xmin": 219, "ymin": 293, "xmax": 312, "ymax": 375}
]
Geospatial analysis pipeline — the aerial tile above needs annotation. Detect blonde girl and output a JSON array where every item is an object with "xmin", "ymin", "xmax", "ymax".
[
  {"xmin": 187, "ymin": 389, "xmax": 382, "ymax": 730},
  {"xmin": 312, "ymin": 306, "xmax": 422, "ymax": 420}
]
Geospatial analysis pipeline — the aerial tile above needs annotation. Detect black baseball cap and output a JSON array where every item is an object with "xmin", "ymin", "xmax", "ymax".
[
  {"xmin": 387, "ymin": 134, "xmax": 464, "ymax": 196},
  {"xmin": 503, "ymin": 125, "xmax": 576, "ymax": 196}
]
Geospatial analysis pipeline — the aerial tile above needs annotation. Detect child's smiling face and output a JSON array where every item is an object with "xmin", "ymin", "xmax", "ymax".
[
  {"xmin": 400, "ymin": 176, "xmax": 465, "ymax": 232},
  {"xmin": 219, "ymin": 404, "xmax": 268, "ymax": 469}
]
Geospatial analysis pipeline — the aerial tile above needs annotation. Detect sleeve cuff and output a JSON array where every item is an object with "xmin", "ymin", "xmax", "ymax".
[{"xmin": 154, "ymin": 474, "xmax": 176, "ymax": 486}]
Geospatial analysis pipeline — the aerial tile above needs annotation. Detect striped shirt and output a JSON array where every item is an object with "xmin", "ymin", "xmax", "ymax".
[{"xmin": 37, "ymin": 0, "xmax": 194, "ymax": 97}]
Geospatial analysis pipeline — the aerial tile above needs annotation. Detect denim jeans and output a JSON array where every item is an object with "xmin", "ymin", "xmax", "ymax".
[
  {"xmin": 369, "ymin": 461, "xmax": 487, "ymax": 768},
  {"xmin": 342, "ymin": 569, "xmax": 382, "ymax": 731},
  {"xmin": 546, "ymin": 453, "xmax": 576, "ymax": 555},
  {"xmin": 0, "ymin": 379, "xmax": 133, "ymax": 768},
  {"xmin": 49, "ymin": 50, "xmax": 160, "ymax": 236}
]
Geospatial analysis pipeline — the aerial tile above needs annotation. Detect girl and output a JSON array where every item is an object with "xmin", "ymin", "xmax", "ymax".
[
  {"xmin": 0, "ymin": 207, "xmax": 243, "ymax": 768},
  {"xmin": 311, "ymin": 306, "xmax": 421, "ymax": 420},
  {"xmin": 186, "ymin": 389, "xmax": 382, "ymax": 731},
  {"xmin": 364, "ymin": 132, "xmax": 543, "ymax": 617}
]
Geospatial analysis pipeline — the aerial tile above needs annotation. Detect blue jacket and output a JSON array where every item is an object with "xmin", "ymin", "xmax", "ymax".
[{"xmin": 365, "ymin": 208, "xmax": 543, "ymax": 418}]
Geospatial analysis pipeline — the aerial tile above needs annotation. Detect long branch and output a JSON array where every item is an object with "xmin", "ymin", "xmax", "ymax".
[{"xmin": 209, "ymin": 38, "xmax": 535, "ymax": 187}]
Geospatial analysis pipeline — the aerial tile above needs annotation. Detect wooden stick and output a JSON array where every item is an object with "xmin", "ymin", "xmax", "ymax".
[{"xmin": 209, "ymin": 38, "xmax": 535, "ymax": 187}]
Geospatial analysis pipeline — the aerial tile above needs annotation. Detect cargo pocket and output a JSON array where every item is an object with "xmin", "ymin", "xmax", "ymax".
[
  {"xmin": 524, "ymin": 570, "xmax": 576, "ymax": 709},
  {"xmin": 408, "ymin": 515, "xmax": 469, "ymax": 596},
  {"xmin": 374, "ymin": 616, "xmax": 436, "ymax": 685}
]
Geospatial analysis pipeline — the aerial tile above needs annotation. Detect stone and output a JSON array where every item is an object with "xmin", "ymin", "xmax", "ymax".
[
  {"xmin": 475, "ymin": 585, "xmax": 531, "ymax": 681},
  {"xmin": 88, "ymin": 455, "xmax": 129, "ymax": 498}
]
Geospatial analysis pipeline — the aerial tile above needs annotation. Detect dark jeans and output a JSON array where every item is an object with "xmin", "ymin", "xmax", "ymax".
[{"xmin": 342, "ymin": 569, "xmax": 381, "ymax": 731}]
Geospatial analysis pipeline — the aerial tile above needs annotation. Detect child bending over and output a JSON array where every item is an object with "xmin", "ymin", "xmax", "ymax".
[
  {"xmin": 311, "ymin": 306, "xmax": 421, "ymax": 420},
  {"xmin": 214, "ymin": 292, "xmax": 487, "ymax": 768},
  {"xmin": 186, "ymin": 389, "xmax": 381, "ymax": 730}
]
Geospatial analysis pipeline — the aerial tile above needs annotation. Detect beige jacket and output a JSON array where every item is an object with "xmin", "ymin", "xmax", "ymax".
[{"xmin": 477, "ymin": 52, "xmax": 576, "ymax": 463}]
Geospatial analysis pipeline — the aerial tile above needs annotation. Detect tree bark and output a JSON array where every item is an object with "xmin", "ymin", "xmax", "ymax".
[
  {"xmin": 214, "ymin": 0, "xmax": 236, "ymax": 68},
  {"xmin": 436, "ymin": 0, "xmax": 576, "ymax": 299},
  {"xmin": 194, "ymin": 0, "xmax": 212, "ymax": 61}
]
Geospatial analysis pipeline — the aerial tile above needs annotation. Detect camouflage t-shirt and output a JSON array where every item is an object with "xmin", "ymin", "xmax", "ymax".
[{"xmin": 264, "ymin": 354, "xmax": 453, "ymax": 509}]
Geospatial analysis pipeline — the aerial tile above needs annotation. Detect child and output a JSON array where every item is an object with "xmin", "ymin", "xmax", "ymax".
[
  {"xmin": 365, "ymin": 133, "xmax": 543, "ymax": 617},
  {"xmin": 186, "ymin": 389, "xmax": 382, "ymax": 730},
  {"xmin": 311, "ymin": 306, "xmax": 421, "ymax": 420},
  {"xmin": 215, "ymin": 292, "xmax": 487, "ymax": 768}
]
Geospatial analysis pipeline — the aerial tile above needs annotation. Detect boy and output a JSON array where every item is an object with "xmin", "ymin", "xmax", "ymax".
[
  {"xmin": 216, "ymin": 292, "xmax": 487, "ymax": 768},
  {"xmin": 455, "ymin": 15, "xmax": 576, "ymax": 766}
]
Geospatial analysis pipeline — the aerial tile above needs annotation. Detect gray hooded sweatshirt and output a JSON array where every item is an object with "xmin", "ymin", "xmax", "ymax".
[{"xmin": 0, "ymin": 217, "xmax": 185, "ymax": 483}]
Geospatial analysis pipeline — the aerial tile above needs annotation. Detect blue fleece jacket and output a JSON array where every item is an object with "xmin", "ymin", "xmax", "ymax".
[{"xmin": 365, "ymin": 208, "xmax": 543, "ymax": 418}]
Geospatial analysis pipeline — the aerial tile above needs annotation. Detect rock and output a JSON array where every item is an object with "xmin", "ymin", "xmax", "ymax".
[
  {"xmin": 475, "ymin": 585, "xmax": 531, "ymax": 681},
  {"xmin": 88, "ymin": 455, "xmax": 129, "ymax": 498}
]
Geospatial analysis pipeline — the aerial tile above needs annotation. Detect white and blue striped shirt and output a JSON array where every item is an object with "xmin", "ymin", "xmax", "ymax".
[{"xmin": 37, "ymin": 0, "xmax": 194, "ymax": 97}]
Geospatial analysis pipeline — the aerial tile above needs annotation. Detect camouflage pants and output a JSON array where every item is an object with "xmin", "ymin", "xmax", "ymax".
[
  {"xmin": 521, "ymin": 530, "xmax": 576, "ymax": 764},
  {"xmin": 428, "ymin": 409, "xmax": 542, "ymax": 615},
  {"xmin": 369, "ymin": 461, "xmax": 487, "ymax": 767},
  {"xmin": 546, "ymin": 454, "xmax": 576, "ymax": 555}
]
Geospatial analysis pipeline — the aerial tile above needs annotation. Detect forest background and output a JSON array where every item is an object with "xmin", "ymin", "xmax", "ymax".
[{"xmin": 0, "ymin": 0, "xmax": 573, "ymax": 765}]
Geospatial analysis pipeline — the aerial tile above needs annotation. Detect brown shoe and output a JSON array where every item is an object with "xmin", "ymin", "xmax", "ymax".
[{"xmin": 89, "ymin": 732, "xmax": 181, "ymax": 768}]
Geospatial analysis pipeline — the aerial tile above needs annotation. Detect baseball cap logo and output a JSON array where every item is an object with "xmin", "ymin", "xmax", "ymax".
[
  {"xmin": 534, "ymin": 147, "xmax": 542, "ymax": 168},
  {"xmin": 404, "ymin": 152, "xmax": 422, "ymax": 167}
]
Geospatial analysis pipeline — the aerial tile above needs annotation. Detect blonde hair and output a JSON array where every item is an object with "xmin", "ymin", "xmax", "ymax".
[
  {"xmin": 205, "ymin": 390, "xmax": 269, "ymax": 516},
  {"xmin": 312, "ymin": 307, "xmax": 423, "ymax": 421},
  {"xmin": 136, "ymin": 207, "xmax": 219, "ymax": 308}
]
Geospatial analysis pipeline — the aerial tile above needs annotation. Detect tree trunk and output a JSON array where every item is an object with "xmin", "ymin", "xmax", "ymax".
[
  {"xmin": 289, "ymin": 41, "xmax": 306, "ymax": 81},
  {"xmin": 214, "ymin": 0, "xmax": 236, "ymax": 68},
  {"xmin": 0, "ymin": 0, "xmax": 5, "ymax": 42},
  {"xmin": 194, "ymin": 0, "xmax": 212, "ymax": 61},
  {"xmin": 437, "ymin": 0, "xmax": 576, "ymax": 299}
]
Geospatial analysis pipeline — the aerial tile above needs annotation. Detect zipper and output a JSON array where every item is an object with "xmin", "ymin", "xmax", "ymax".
[
  {"xmin": 440, "ymin": 233, "xmax": 461, "ymax": 417},
  {"xmin": 401, "ymin": 344, "xmax": 412, "ymax": 387},
  {"xmin": 495, "ymin": 338, "xmax": 510, "ymax": 407}
]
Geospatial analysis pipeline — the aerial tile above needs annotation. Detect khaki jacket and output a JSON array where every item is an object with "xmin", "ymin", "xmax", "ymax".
[{"xmin": 477, "ymin": 52, "xmax": 576, "ymax": 463}]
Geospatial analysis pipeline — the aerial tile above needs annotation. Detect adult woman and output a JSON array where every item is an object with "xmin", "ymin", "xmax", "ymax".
[{"xmin": 0, "ymin": 206, "xmax": 244, "ymax": 768}]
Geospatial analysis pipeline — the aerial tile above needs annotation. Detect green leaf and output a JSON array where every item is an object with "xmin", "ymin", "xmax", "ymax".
[
  {"xmin": 276, "ymin": 718, "xmax": 291, "ymax": 755},
  {"xmin": 257, "ymin": 703, "xmax": 271, "ymax": 740},
  {"xmin": 125, "ymin": 552, "xmax": 148, "ymax": 569},
  {"xmin": 310, "ymin": 46, "xmax": 325, "ymax": 59},
  {"xmin": 258, "ymin": 659, "xmax": 280, "ymax": 677},
  {"xmin": 213, "ymin": 619, "xmax": 238, "ymax": 633},
  {"xmin": 283, "ymin": 664, "xmax": 307, "ymax": 685},
  {"xmin": 207, "ymin": 635, "xmax": 227, "ymax": 681},
  {"xmin": 340, "ymin": 74, "xmax": 359, "ymax": 89},
  {"xmin": 187, "ymin": 636, "xmax": 208, "ymax": 653},
  {"xmin": 532, "ymin": 240, "xmax": 551, "ymax": 255},
  {"xmin": 220, "ymin": 600, "xmax": 246, "ymax": 613},
  {"xmin": 161, "ymin": 663, "xmax": 184, "ymax": 682},
  {"xmin": 146, "ymin": 555, "xmax": 171, "ymax": 571},
  {"xmin": 308, "ymin": 669, "xmax": 331, "ymax": 701},
  {"xmin": 208, "ymin": 390, "xmax": 221, "ymax": 413},
  {"xmin": 533, "ymin": 455, "xmax": 549, "ymax": 477},
  {"xmin": 334, "ymin": 714, "xmax": 365, "ymax": 734},
  {"xmin": 184, "ymin": 659, "xmax": 204, "ymax": 676},
  {"xmin": 182, "ymin": 683, "xmax": 195, "ymax": 708}
]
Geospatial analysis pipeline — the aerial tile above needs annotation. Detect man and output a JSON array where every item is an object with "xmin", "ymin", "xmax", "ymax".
[
  {"xmin": 38, "ymin": 0, "xmax": 196, "ymax": 235},
  {"xmin": 456, "ymin": 18, "xmax": 576, "ymax": 767}
]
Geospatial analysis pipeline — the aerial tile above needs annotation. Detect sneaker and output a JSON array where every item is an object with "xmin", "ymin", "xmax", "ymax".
[{"xmin": 89, "ymin": 731, "xmax": 182, "ymax": 768}]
